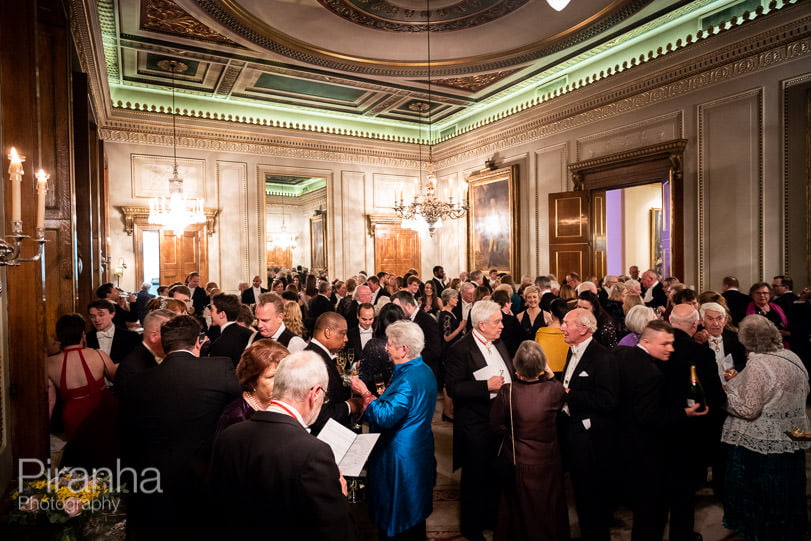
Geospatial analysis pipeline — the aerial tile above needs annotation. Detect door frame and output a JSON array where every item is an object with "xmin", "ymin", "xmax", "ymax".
[
  {"xmin": 566, "ymin": 139, "xmax": 687, "ymax": 279},
  {"xmin": 119, "ymin": 205, "xmax": 217, "ymax": 287}
]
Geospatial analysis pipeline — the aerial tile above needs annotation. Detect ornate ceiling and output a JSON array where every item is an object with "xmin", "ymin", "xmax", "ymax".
[{"xmin": 98, "ymin": 0, "xmax": 765, "ymax": 141}]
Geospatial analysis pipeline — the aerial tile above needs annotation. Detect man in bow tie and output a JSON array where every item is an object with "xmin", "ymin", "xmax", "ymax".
[
  {"xmin": 85, "ymin": 299, "xmax": 141, "ymax": 364},
  {"xmin": 559, "ymin": 308, "xmax": 618, "ymax": 541},
  {"xmin": 445, "ymin": 300, "xmax": 513, "ymax": 541},
  {"xmin": 697, "ymin": 302, "xmax": 746, "ymax": 371},
  {"xmin": 346, "ymin": 302, "xmax": 375, "ymax": 360}
]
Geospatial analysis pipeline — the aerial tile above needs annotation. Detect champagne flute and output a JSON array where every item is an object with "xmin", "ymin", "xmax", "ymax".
[{"xmin": 336, "ymin": 351, "xmax": 347, "ymax": 373}]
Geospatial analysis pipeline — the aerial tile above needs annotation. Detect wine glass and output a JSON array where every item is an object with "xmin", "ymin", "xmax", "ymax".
[{"xmin": 336, "ymin": 351, "xmax": 347, "ymax": 373}]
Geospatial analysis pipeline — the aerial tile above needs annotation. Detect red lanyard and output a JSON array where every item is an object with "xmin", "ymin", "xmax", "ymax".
[{"xmin": 270, "ymin": 400, "xmax": 298, "ymax": 419}]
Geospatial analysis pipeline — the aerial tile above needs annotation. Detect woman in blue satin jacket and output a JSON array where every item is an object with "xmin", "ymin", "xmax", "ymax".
[{"xmin": 351, "ymin": 320, "xmax": 437, "ymax": 539}]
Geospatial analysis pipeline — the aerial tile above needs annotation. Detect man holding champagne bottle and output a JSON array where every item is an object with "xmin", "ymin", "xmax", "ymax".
[{"xmin": 615, "ymin": 319, "xmax": 710, "ymax": 541}]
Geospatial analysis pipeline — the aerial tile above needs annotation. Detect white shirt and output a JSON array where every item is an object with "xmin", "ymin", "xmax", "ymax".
[
  {"xmin": 643, "ymin": 281, "xmax": 659, "ymax": 303},
  {"xmin": 461, "ymin": 300, "xmax": 473, "ymax": 322},
  {"xmin": 563, "ymin": 336, "xmax": 593, "ymax": 389},
  {"xmin": 471, "ymin": 330, "xmax": 512, "ymax": 399},
  {"xmin": 268, "ymin": 400, "xmax": 309, "ymax": 430},
  {"xmin": 252, "ymin": 286, "xmax": 262, "ymax": 299},
  {"xmin": 96, "ymin": 325, "xmax": 115, "ymax": 355},
  {"xmin": 562, "ymin": 336, "xmax": 593, "ymax": 415},
  {"xmin": 142, "ymin": 340, "xmax": 163, "ymax": 365},
  {"xmin": 359, "ymin": 326, "xmax": 374, "ymax": 350},
  {"xmin": 309, "ymin": 337, "xmax": 335, "ymax": 360},
  {"xmin": 272, "ymin": 322, "xmax": 306, "ymax": 353},
  {"xmin": 708, "ymin": 334, "xmax": 726, "ymax": 363}
]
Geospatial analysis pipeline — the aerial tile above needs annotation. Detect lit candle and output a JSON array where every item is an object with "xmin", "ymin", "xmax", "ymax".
[
  {"xmin": 8, "ymin": 147, "xmax": 25, "ymax": 224},
  {"xmin": 35, "ymin": 169, "xmax": 49, "ymax": 231}
]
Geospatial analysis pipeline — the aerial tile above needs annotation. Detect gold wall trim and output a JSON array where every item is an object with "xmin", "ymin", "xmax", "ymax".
[{"xmin": 119, "ymin": 206, "xmax": 220, "ymax": 236}]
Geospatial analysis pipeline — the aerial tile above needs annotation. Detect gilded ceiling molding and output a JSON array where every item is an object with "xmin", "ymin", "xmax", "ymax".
[
  {"xmin": 141, "ymin": 0, "xmax": 237, "ymax": 46},
  {"xmin": 99, "ymin": 127, "xmax": 422, "ymax": 170},
  {"xmin": 437, "ymin": 24, "xmax": 811, "ymax": 168},
  {"xmin": 194, "ymin": 0, "xmax": 645, "ymax": 76}
]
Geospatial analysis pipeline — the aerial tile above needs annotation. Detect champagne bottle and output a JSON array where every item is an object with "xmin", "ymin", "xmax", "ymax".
[{"xmin": 686, "ymin": 364, "xmax": 706, "ymax": 412}]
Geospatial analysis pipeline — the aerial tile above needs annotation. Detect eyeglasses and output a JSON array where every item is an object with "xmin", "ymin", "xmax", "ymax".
[{"xmin": 315, "ymin": 386, "xmax": 330, "ymax": 404}]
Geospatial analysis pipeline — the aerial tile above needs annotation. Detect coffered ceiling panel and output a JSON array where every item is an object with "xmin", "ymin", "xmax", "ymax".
[{"xmin": 97, "ymin": 0, "xmax": 772, "ymax": 140}]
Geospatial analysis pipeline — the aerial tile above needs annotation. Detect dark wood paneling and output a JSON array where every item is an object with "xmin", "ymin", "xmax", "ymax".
[{"xmin": 549, "ymin": 190, "xmax": 591, "ymax": 278}]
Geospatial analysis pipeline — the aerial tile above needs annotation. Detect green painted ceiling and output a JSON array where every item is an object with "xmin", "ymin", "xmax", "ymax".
[{"xmin": 100, "ymin": 0, "xmax": 789, "ymax": 142}]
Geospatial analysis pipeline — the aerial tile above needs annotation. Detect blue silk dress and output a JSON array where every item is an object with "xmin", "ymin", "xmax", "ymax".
[{"xmin": 363, "ymin": 355, "xmax": 437, "ymax": 537}]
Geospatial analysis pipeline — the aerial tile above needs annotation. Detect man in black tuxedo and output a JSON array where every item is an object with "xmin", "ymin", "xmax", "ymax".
[
  {"xmin": 307, "ymin": 280, "xmax": 335, "ymax": 335},
  {"xmin": 697, "ymin": 302, "xmax": 747, "ymax": 371},
  {"xmin": 666, "ymin": 305, "xmax": 725, "ymax": 541},
  {"xmin": 614, "ymin": 321, "xmax": 709, "ymax": 541},
  {"xmin": 114, "ymin": 309, "xmax": 174, "ymax": 398},
  {"xmin": 559, "ymin": 308, "xmax": 618, "ymax": 541},
  {"xmin": 208, "ymin": 292, "xmax": 254, "ymax": 366},
  {"xmin": 133, "ymin": 281, "xmax": 155, "ymax": 323},
  {"xmin": 123, "ymin": 315, "xmax": 240, "ymax": 539},
  {"xmin": 305, "ymin": 312, "xmax": 362, "ymax": 435},
  {"xmin": 185, "ymin": 271, "xmax": 209, "ymax": 319},
  {"xmin": 452, "ymin": 281, "xmax": 476, "ymax": 333},
  {"xmin": 431, "ymin": 265, "xmax": 447, "ymax": 295},
  {"xmin": 391, "ymin": 290, "xmax": 442, "ymax": 383},
  {"xmin": 642, "ymin": 270, "xmax": 668, "ymax": 311},
  {"xmin": 250, "ymin": 292, "xmax": 307, "ymax": 352},
  {"xmin": 96, "ymin": 282, "xmax": 139, "ymax": 328},
  {"xmin": 210, "ymin": 350, "xmax": 356, "ymax": 539},
  {"xmin": 771, "ymin": 275, "xmax": 799, "ymax": 321},
  {"xmin": 85, "ymin": 299, "xmax": 141, "ymax": 364},
  {"xmin": 339, "ymin": 285, "xmax": 372, "ymax": 329},
  {"xmin": 366, "ymin": 275, "xmax": 386, "ymax": 306},
  {"xmin": 346, "ymin": 302, "xmax": 375, "ymax": 360},
  {"xmin": 240, "ymin": 274, "xmax": 268, "ymax": 305},
  {"xmin": 445, "ymin": 300, "xmax": 513, "ymax": 541},
  {"xmin": 721, "ymin": 276, "xmax": 750, "ymax": 326}
]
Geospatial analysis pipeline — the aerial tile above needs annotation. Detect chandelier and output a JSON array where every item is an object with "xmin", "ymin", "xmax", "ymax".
[
  {"xmin": 393, "ymin": 0, "xmax": 467, "ymax": 237},
  {"xmin": 148, "ymin": 60, "xmax": 205, "ymax": 235},
  {"xmin": 268, "ymin": 205, "xmax": 297, "ymax": 250}
]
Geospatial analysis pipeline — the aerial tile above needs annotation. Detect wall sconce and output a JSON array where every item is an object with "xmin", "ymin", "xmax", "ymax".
[
  {"xmin": 113, "ymin": 259, "xmax": 127, "ymax": 288},
  {"xmin": 1, "ymin": 148, "xmax": 48, "ymax": 268}
]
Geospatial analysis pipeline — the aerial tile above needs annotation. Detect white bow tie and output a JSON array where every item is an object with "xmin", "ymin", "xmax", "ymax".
[
  {"xmin": 359, "ymin": 328, "xmax": 373, "ymax": 335},
  {"xmin": 97, "ymin": 328, "xmax": 115, "ymax": 339}
]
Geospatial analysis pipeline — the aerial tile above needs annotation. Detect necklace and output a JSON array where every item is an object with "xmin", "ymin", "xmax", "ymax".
[{"xmin": 244, "ymin": 391, "xmax": 269, "ymax": 411}]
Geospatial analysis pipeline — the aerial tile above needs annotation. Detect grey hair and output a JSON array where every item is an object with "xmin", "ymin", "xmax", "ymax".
[
  {"xmin": 513, "ymin": 341, "xmax": 548, "ymax": 379},
  {"xmin": 471, "ymin": 300, "xmax": 501, "ymax": 327},
  {"xmin": 567, "ymin": 308, "xmax": 598, "ymax": 334},
  {"xmin": 459, "ymin": 281, "xmax": 476, "ymax": 294},
  {"xmin": 272, "ymin": 351, "xmax": 329, "ymax": 402},
  {"xmin": 669, "ymin": 306, "xmax": 699, "ymax": 328},
  {"xmin": 143, "ymin": 309, "xmax": 175, "ymax": 331},
  {"xmin": 699, "ymin": 302, "xmax": 727, "ymax": 320},
  {"xmin": 141, "ymin": 281, "xmax": 152, "ymax": 290},
  {"xmin": 624, "ymin": 279, "xmax": 642, "ymax": 293},
  {"xmin": 624, "ymin": 305, "xmax": 657, "ymax": 335},
  {"xmin": 441, "ymin": 288, "xmax": 459, "ymax": 304},
  {"xmin": 576, "ymin": 281, "xmax": 597, "ymax": 294},
  {"xmin": 386, "ymin": 320, "xmax": 425, "ymax": 360},
  {"xmin": 737, "ymin": 315, "xmax": 783, "ymax": 353}
]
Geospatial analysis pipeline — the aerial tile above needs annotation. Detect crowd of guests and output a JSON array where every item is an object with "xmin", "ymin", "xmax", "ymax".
[{"xmin": 43, "ymin": 265, "xmax": 810, "ymax": 540}]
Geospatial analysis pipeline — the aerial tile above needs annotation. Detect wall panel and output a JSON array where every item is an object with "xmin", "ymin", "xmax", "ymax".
[
  {"xmin": 535, "ymin": 143, "xmax": 568, "ymax": 274},
  {"xmin": 217, "ymin": 161, "xmax": 248, "ymax": 288},
  {"xmin": 698, "ymin": 88, "xmax": 763, "ymax": 291}
]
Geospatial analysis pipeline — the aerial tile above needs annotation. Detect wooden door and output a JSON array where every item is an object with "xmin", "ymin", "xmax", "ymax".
[
  {"xmin": 159, "ymin": 226, "xmax": 207, "ymax": 285},
  {"xmin": 591, "ymin": 190, "xmax": 607, "ymax": 280},
  {"xmin": 548, "ymin": 190, "xmax": 591, "ymax": 279},
  {"xmin": 374, "ymin": 222, "xmax": 420, "ymax": 277}
]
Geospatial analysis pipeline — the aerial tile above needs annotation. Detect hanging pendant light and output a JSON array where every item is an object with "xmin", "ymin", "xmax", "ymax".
[
  {"xmin": 393, "ymin": 0, "xmax": 467, "ymax": 237},
  {"xmin": 148, "ymin": 60, "xmax": 205, "ymax": 235}
]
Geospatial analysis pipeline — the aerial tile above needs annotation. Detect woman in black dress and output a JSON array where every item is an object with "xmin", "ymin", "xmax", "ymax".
[
  {"xmin": 576, "ymin": 290, "xmax": 619, "ymax": 350},
  {"xmin": 516, "ymin": 286, "xmax": 545, "ymax": 338},
  {"xmin": 359, "ymin": 303, "xmax": 404, "ymax": 395}
]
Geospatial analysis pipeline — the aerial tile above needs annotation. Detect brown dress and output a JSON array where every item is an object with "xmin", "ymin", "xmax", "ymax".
[{"xmin": 490, "ymin": 378, "xmax": 569, "ymax": 541}]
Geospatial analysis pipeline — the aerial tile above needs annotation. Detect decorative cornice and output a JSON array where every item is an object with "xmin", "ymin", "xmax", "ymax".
[
  {"xmin": 119, "ymin": 205, "xmax": 219, "ymax": 236},
  {"xmin": 438, "ymin": 18, "xmax": 810, "ymax": 168},
  {"xmin": 100, "ymin": 126, "xmax": 422, "ymax": 169},
  {"xmin": 568, "ymin": 139, "xmax": 688, "ymax": 188},
  {"xmin": 366, "ymin": 214, "xmax": 402, "ymax": 237}
]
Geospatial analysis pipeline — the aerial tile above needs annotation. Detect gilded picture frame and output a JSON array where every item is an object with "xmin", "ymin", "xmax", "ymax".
[
  {"xmin": 650, "ymin": 207, "xmax": 663, "ymax": 275},
  {"xmin": 467, "ymin": 165, "xmax": 519, "ymax": 274},
  {"xmin": 310, "ymin": 214, "xmax": 326, "ymax": 271}
]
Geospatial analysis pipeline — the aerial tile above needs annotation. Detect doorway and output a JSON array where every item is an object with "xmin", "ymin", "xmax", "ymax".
[
  {"xmin": 370, "ymin": 217, "xmax": 421, "ymax": 277},
  {"xmin": 133, "ymin": 221, "xmax": 208, "ymax": 291},
  {"xmin": 549, "ymin": 139, "xmax": 685, "ymax": 280}
]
